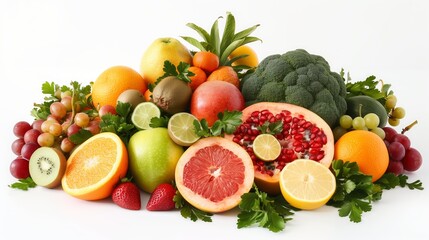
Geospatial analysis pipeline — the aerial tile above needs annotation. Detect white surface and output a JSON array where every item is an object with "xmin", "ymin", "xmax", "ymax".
[{"xmin": 1, "ymin": 0, "xmax": 429, "ymax": 239}]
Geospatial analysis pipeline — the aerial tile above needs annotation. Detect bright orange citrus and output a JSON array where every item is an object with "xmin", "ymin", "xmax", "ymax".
[
  {"xmin": 188, "ymin": 66, "xmax": 207, "ymax": 91},
  {"xmin": 192, "ymin": 51, "xmax": 219, "ymax": 73},
  {"xmin": 144, "ymin": 88, "xmax": 152, "ymax": 101},
  {"xmin": 61, "ymin": 132, "xmax": 128, "ymax": 200},
  {"xmin": 206, "ymin": 66, "xmax": 239, "ymax": 88},
  {"xmin": 91, "ymin": 66, "xmax": 147, "ymax": 108},
  {"xmin": 334, "ymin": 130, "xmax": 389, "ymax": 182},
  {"xmin": 229, "ymin": 45, "xmax": 259, "ymax": 68}
]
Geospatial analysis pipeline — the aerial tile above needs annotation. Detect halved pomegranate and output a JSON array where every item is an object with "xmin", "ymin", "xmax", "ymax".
[{"xmin": 226, "ymin": 102, "xmax": 334, "ymax": 195}]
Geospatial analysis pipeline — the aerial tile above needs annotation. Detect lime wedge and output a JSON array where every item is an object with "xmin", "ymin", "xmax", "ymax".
[
  {"xmin": 131, "ymin": 102, "xmax": 161, "ymax": 130},
  {"xmin": 167, "ymin": 112, "xmax": 201, "ymax": 146},
  {"xmin": 252, "ymin": 134, "xmax": 281, "ymax": 161}
]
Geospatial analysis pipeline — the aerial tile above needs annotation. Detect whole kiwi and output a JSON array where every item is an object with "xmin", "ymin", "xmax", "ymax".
[
  {"xmin": 116, "ymin": 89, "xmax": 145, "ymax": 109},
  {"xmin": 152, "ymin": 76, "xmax": 192, "ymax": 115}
]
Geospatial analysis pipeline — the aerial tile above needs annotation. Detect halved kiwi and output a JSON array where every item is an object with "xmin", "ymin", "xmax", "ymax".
[{"xmin": 29, "ymin": 147, "xmax": 67, "ymax": 188}]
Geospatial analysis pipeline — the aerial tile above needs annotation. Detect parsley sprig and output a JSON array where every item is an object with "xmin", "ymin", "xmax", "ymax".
[
  {"xmin": 9, "ymin": 177, "xmax": 37, "ymax": 191},
  {"xmin": 328, "ymin": 160, "xmax": 424, "ymax": 223},
  {"xmin": 99, "ymin": 101, "xmax": 137, "ymax": 144},
  {"xmin": 173, "ymin": 189, "xmax": 213, "ymax": 222},
  {"xmin": 193, "ymin": 110, "xmax": 242, "ymax": 137},
  {"xmin": 237, "ymin": 184, "xmax": 296, "ymax": 232}
]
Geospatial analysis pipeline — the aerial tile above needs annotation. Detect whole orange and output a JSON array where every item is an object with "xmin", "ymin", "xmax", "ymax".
[
  {"xmin": 91, "ymin": 66, "xmax": 147, "ymax": 108},
  {"xmin": 192, "ymin": 51, "xmax": 219, "ymax": 73},
  {"xmin": 334, "ymin": 130, "xmax": 389, "ymax": 182},
  {"xmin": 188, "ymin": 66, "xmax": 207, "ymax": 91},
  {"xmin": 207, "ymin": 66, "xmax": 239, "ymax": 88},
  {"xmin": 229, "ymin": 45, "xmax": 259, "ymax": 68}
]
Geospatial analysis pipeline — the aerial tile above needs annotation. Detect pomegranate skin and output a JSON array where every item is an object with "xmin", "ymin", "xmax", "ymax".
[{"xmin": 190, "ymin": 81, "xmax": 245, "ymax": 126}]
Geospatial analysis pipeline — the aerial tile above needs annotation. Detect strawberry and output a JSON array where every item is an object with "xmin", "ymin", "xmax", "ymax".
[
  {"xmin": 146, "ymin": 183, "xmax": 176, "ymax": 211},
  {"xmin": 112, "ymin": 182, "xmax": 141, "ymax": 210}
]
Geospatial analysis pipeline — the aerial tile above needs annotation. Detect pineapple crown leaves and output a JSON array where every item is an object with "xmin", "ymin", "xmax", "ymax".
[{"xmin": 181, "ymin": 12, "xmax": 261, "ymax": 66}]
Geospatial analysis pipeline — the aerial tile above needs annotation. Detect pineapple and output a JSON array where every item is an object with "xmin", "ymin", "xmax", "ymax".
[{"xmin": 181, "ymin": 12, "xmax": 261, "ymax": 67}]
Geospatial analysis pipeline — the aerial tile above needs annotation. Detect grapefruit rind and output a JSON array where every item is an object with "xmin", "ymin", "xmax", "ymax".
[
  {"xmin": 175, "ymin": 137, "xmax": 254, "ymax": 213},
  {"xmin": 61, "ymin": 132, "xmax": 128, "ymax": 200}
]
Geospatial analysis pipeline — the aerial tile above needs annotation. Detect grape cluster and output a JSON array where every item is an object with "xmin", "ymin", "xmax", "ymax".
[
  {"xmin": 384, "ymin": 95, "xmax": 406, "ymax": 126},
  {"xmin": 10, "ymin": 120, "xmax": 42, "ymax": 179},
  {"xmin": 383, "ymin": 127, "xmax": 422, "ymax": 175},
  {"xmin": 9, "ymin": 89, "xmax": 102, "ymax": 180},
  {"xmin": 333, "ymin": 113, "xmax": 385, "ymax": 141}
]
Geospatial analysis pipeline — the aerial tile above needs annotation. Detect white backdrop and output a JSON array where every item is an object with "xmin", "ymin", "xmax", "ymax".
[{"xmin": 1, "ymin": 0, "xmax": 428, "ymax": 239}]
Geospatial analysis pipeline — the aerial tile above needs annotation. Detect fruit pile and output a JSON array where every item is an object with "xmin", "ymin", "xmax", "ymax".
[{"xmin": 7, "ymin": 12, "xmax": 424, "ymax": 233}]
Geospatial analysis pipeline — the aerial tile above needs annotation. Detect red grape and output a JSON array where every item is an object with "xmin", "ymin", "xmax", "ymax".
[
  {"xmin": 61, "ymin": 96, "xmax": 73, "ymax": 111},
  {"xmin": 61, "ymin": 138, "xmax": 75, "ymax": 153},
  {"xmin": 37, "ymin": 132, "xmax": 55, "ymax": 147},
  {"xmin": 388, "ymin": 141, "xmax": 406, "ymax": 161},
  {"xmin": 20, "ymin": 142, "xmax": 39, "ymax": 160},
  {"xmin": 74, "ymin": 112, "xmax": 90, "ymax": 128},
  {"xmin": 13, "ymin": 121, "xmax": 32, "ymax": 138},
  {"xmin": 98, "ymin": 104, "xmax": 116, "ymax": 117},
  {"xmin": 10, "ymin": 157, "xmax": 30, "ymax": 179},
  {"xmin": 402, "ymin": 148, "xmax": 422, "ymax": 172},
  {"xmin": 31, "ymin": 119, "xmax": 44, "ymax": 132},
  {"xmin": 386, "ymin": 160, "xmax": 404, "ymax": 175},
  {"xmin": 23, "ymin": 129, "xmax": 41, "ymax": 144},
  {"xmin": 11, "ymin": 138, "xmax": 25, "ymax": 156},
  {"xmin": 383, "ymin": 127, "xmax": 397, "ymax": 142},
  {"xmin": 392, "ymin": 134, "xmax": 411, "ymax": 150},
  {"xmin": 67, "ymin": 123, "xmax": 81, "ymax": 137}
]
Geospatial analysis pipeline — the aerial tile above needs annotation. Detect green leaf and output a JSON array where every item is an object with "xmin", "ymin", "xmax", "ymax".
[
  {"xmin": 41, "ymin": 81, "xmax": 57, "ymax": 95},
  {"xmin": 185, "ymin": 22, "xmax": 210, "ymax": 43},
  {"xmin": 149, "ymin": 116, "xmax": 169, "ymax": 128},
  {"xmin": 233, "ymin": 24, "xmax": 261, "ymax": 41},
  {"xmin": 181, "ymin": 36, "xmax": 207, "ymax": 52},
  {"xmin": 220, "ymin": 38, "xmax": 245, "ymax": 65},
  {"xmin": 210, "ymin": 16, "xmax": 221, "ymax": 55},
  {"xmin": 220, "ymin": 12, "xmax": 236, "ymax": 55},
  {"xmin": 9, "ymin": 177, "xmax": 37, "ymax": 191},
  {"xmin": 69, "ymin": 129, "xmax": 93, "ymax": 145}
]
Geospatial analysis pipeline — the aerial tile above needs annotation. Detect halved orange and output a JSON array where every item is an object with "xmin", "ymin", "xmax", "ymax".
[{"xmin": 61, "ymin": 132, "xmax": 128, "ymax": 200}]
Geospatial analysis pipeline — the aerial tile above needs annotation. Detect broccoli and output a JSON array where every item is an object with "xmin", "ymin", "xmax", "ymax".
[{"xmin": 241, "ymin": 49, "xmax": 347, "ymax": 127}]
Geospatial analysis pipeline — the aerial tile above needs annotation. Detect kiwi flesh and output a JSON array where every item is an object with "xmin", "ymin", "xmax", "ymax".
[{"xmin": 29, "ymin": 147, "xmax": 67, "ymax": 188}]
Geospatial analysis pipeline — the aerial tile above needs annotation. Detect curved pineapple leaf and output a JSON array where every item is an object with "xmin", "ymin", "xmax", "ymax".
[
  {"xmin": 241, "ymin": 36, "xmax": 262, "ymax": 45},
  {"xmin": 220, "ymin": 38, "xmax": 245, "ymax": 65},
  {"xmin": 220, "ymin": 12, "xmax": 236, "ymax": 55},
  {"xmin": 210, "ymin": 16, "xmax": 221, "ymax": 55},
  {"xmin": 185, "ymin": 23, "xmax": 210, "ymax": 43},
  {"xmin": 181, "ymin": 36, "xmax": 207, "ymax": 51},
  {"xmin": 233, "ymin": 24, "xmax": 261, "ymax": 41}
]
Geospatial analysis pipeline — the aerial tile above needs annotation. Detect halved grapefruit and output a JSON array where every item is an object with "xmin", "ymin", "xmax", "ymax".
[{"xmin": 175, "ymin": 137, "xmax": 254, "ymax": 213}]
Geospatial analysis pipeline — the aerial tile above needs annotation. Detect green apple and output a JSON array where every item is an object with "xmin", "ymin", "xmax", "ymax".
[{"xmin": 128, "ymin": 127, "xmax": 184, "ymax": 193}]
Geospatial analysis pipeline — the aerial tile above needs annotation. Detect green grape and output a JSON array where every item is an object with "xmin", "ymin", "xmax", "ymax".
[
  {"xmin": 391, "ymin": 107, "xmax": 406, "ymax": 119},
  {"xmin": 385, "ymin": 95, "xmax": 397, "ymax": 110},
  {"xmin": 371, "ymin": 127, "xmax": 386, "ymax": 139},
  {"xmin": 352, "ymin": 117, "xmax": 366, "ymax": 130},
  {"xmin": 333, "ymin": 126, "xmax": 348, "ymax": 141},
  {"xmin": 364, "ymin": 113, "xmax": 380, "ymax": 130},
  {"xmin": 339, "ymin": 115, "xmax": 353, "ymax": 129},
  {"xmin": 389, "ymin": 117, "xmax": 400, "ymax": 126}
]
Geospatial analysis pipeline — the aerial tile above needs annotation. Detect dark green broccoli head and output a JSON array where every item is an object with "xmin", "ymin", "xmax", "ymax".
[{"xmin": 241, "ymin": 49, "xmax": 347, "ymax": 127}]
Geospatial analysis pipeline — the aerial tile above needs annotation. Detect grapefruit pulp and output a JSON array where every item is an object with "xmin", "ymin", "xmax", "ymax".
[{"xmin": 175, "ymin": 137, "xmax": 254, "ymax": 213}]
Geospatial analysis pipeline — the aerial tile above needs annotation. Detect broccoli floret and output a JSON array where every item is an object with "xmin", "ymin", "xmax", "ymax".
[{"xmin": 241, "ymin": 49, "xmax": 347, "ymax": 127}]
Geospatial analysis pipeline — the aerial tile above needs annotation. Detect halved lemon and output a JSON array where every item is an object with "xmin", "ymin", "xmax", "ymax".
[
  {"xmin": 167, "ymin": 112, "xmax": 201, "ymax": 146},
  {"xmin": 131, "ymin": 102, "xmax": 161, "ymax": 130},
  {"xmin": 252, "ymin": 134, "xmax": 281, "ymax": 161},
  {"xmin": 279, "ymin": 159, "xmax": 336, "ymax": 210}
]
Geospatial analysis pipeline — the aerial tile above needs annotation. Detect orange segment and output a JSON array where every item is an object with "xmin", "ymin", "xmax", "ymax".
[{"xmin": 61, "ymin": 132, "xmax": 128, "ymax": 200}]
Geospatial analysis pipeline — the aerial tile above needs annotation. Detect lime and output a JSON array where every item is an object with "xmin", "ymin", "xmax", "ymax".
[
  {"xmin": 252, "ymin": 134, "xmax": 281, "ymax": 161},
  {"xmin": 279, "ymin": 159, "xmax": 336, "ymax": 210},
  {"xmin": 167, "ymin": 112, "xmax": 200, "ymax": 146},
  {"xmin": 131, "ymin": 102, "xmax": 161, "ymax": 130}
]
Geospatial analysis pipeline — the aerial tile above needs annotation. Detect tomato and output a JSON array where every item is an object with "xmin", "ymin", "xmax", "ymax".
[{"xmin": 190, "ymin": 81, "xmax": 245, "ymax": 126}]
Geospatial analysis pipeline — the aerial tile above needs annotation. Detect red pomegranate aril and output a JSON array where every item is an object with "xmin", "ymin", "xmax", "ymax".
[{"xmin": 294, "ymin": 134, "xmax": 303, "ymax": 140}]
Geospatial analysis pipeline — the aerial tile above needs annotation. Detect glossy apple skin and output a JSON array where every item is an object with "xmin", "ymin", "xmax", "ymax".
[{"xmin": 190, "ymin": 81, "xmax": 245, "ymax": 126}]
